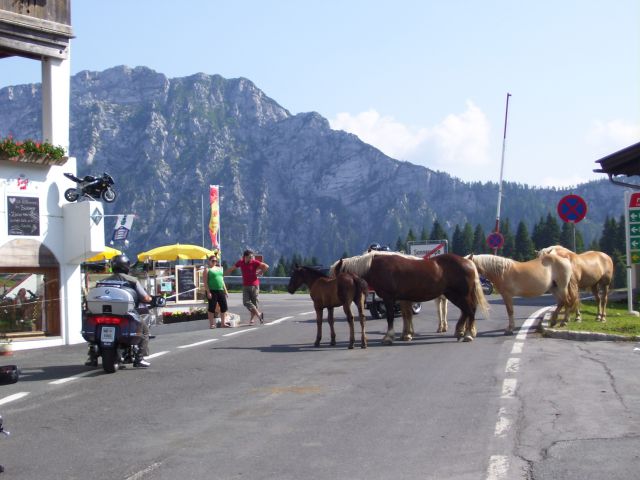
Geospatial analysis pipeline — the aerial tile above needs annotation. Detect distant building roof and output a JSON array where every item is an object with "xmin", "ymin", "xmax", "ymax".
[{"xmin": 594, "ymin": 141, "xmax": 640, "ymax": 189}]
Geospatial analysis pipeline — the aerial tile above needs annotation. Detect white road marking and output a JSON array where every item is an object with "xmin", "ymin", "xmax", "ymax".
[
  {"xmin": 487, "ymin": 455, "xmax": 509, "ymax": 480},
  {"xmin": 265, "ymin": 316, "xmax": 292, "ymax": 325},
  {"xmin": 0, "ymin": 392, "xmax": 29, "ymax": 405},
  {"xmin": 146, "ymin": 351, "xmax": 170, "ymax": 359},
  {"xmin": 124, "ymin": 462, "xmax": 163, "ymax": 480},
  {"xmin": 505, "ymin": 358, "xmax": 520, "ymax": 374},
  {"xmin": 223, "ymin": 328, "xmax": 258, "ymax": 336},
  {"xmin": 177, "ymin": 339, "xmax": 218, "ymax": 349},
  {"xmin": 486, "ymin": 306, "xmax": 553, "ymax": 480}
]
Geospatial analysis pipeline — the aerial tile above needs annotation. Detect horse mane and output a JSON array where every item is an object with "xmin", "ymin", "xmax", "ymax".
[
  {"xmin": 470, "ymin": 254, "xmax": 514, "ymax": 278},
  {"xmin": 333, "ymin": 251, "xmax": 421, "ymax": 277},
  {"xmin": 300, "ymin": 265, "xmax": 329, "ymax": 277}
]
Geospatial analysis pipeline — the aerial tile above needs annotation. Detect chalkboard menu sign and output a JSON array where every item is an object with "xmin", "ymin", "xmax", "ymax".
[
  {"xmin": 7, "ymin": 196, "xmax": 40, "ymax": 236},
  {"xmin": 175, "ymin": 266, "xmax": 196, "ymax": 302}
]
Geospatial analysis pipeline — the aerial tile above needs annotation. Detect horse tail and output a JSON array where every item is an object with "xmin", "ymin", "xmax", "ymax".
[
  {"xmin": 566, "ymin": 274, "xmax": 580, "ymax": 313},
  {"xmin": 470, "ymin": 261, "xmax": 490, "ymax": 317}
]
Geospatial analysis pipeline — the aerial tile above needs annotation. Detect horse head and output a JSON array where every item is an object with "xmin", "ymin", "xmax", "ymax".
[{"xmin": 286, "ymin": 264, "xmax": 304, "ymax": 294}]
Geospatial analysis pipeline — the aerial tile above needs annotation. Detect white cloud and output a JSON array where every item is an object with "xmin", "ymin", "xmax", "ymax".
[
  {"xmin": 329, "ymin": 101, "xmax": 492, "ymax": 179},
  {"xmin": 587, "ymin": 119, "xmax": 640, "ymax": 154}
]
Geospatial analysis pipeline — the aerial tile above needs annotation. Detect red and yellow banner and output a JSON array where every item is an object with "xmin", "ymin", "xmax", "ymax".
[{"xmin": 208, "ymin": 185, "xmax": 220, "ymax": 249}]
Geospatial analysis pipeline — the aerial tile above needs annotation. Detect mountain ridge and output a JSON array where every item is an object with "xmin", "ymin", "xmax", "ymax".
[{"xmin": 0, "ymin": 65, "xmax": 623, "ymax": 264}]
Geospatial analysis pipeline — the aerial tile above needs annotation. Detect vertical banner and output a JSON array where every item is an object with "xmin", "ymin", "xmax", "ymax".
[
  {"xmin": 208, "ymin": 185, "xmax": 220, "ymax": 249},
  {"xmin": 112, "ymin": 214, "xmax": 134, "ymax": 241}
]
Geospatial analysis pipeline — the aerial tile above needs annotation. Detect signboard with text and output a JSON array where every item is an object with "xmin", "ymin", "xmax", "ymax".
[
  {"xmin": 628, "ymin": 193, "xmax": 640, "ymax": 264},
  {"xmin": 408, "ymin": 240, "xmax": 448, "ymax": 258}
]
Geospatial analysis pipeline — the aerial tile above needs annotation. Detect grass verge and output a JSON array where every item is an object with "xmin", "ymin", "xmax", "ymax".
[{"xmin": 557, "ymin": 299, "xmax": 640, "ymax": 337}]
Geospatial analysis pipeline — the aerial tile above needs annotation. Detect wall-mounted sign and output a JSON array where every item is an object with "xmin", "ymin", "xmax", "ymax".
[{"xmin": 7, "ymin": 195, "xmax": 40, "ymax": 236}]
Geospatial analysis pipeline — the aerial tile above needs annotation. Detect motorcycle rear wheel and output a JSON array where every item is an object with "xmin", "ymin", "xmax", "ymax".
[
  {"xmin": 101, "ymin": 188, "xmax": 117, "ymax": 203},
  {"xmin": 102, "ymin": 348, "xmax": 119, "ymax": 374},
  {"xmin": 64, "ymin": 188, "xmax": 79, "ymax": 202}
]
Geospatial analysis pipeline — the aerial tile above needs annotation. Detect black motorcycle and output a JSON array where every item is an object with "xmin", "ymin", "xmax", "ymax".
[
  {"xmin": 480, "ymin": 276, "xmax": 494, "ymax": 295},
  {"xmin": 63, "ymin": 172, "xmax": 117, "ymax": 203},
  {"xmin": 82, "ymin": 280, "xmax": 165, "ymax": 373},
  {"xmin": 366, "ymin": 289, "xmax": 421, "ymax": 319}
]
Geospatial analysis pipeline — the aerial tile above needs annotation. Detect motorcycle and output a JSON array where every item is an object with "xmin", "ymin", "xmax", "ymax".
[
  {"xmin": 82, "ymin": 279, "xmax": 165, "ymax": 374},
  {"xmin": 366, "ymin": 289, "xmax": 421, "ymax": 319},
  {"xmin": 480, "ymin": 276, "xmax": 494, "ymax": 295},
  {"xmin": 63, "ymin": 172, "xmax": 117, "ymax": 203}
]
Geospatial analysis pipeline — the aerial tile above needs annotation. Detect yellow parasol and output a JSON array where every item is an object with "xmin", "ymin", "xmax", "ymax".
[
  {"xmin": 136, "ymin": 243, "xmax": 214, "ymax": 262},
  {"xmin": 85, "ymin": 246, "xmax": 123, "ymax": 262}
]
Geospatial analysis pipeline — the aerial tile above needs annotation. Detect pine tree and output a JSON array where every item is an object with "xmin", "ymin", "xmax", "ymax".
[
  {"xmin": 420, "ymin": 226, "xmax": 428, "ymax": 241},
  {"xmin": 559, "ymin": 222, "xmax": 574, "ymax": 249},
  {"xmin": 429, "ymin": 220, "xmax": 448, "ymax": 242},
  {"xmin": 544, "ymin": 213, "xmax": 562, "ymax": 247},
  {"xmin": 472, "ymin": 224, "xmax": 487, "ymax": 254},
  {"xmin": 514, "ymin": 221, "xmax": 535, "ymax": 260},
  {"xmin": 599, "ymin": 216, "xmax": 618, "ymax": 255},
  {"xmin": 461, "ymin": 223, "xmax": 474, "ymax": 255},
  {"xmin": 499, "ymin": 218, "xmax": 515, "ymax": 257},
  {"xmin": 451, "ymin": 225, "xmax": 464, "ymax": 255}
]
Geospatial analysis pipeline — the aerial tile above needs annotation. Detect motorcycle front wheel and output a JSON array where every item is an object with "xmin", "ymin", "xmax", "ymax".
[
  {"xmin": 64, "ymin": 188, "xmax": 79, "ymax": 202},
  {"xmin": 101, "ymin": 187, "xmax": 117, "ymax": 203},
  {"xmin": 102, "ymin": 347, "xmax": 119, "ymax": 374}
]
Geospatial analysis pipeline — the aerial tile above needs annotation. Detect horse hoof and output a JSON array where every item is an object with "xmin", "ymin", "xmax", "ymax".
[
  {"xmin": 503, "ymin": 330, "xmax": 514, "ymax": 336},
  {"xmin": 382, "ymin": 339, "xmax": 393, "ymax": 346},
  {"xmin": 361, "ymin": 344, "xmax": 367, "ymax": 349},
  {"xmin": 463, "ymin": 335, "xmax": 474, "ymax": 342},
  {"xmin": 314, "ymin": 341, "xmax": 320, "ymax": 348},
  {"xmin": 348, "ymin": 344, "xmax": 354, "ymax": 350}
]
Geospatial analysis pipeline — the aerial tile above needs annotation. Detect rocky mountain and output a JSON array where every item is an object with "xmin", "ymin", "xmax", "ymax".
[{"xmin": 0, "ymin": 66, "xmax": 626, "ymax": 264}]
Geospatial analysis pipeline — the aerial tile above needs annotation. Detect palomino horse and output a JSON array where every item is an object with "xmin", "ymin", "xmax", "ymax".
[
  {"xmin": 287, "ymin": 265, "xmax": 368, "ymax": 349},
  {"xmin": 467, "ymin": 253, "xmax": 579, "ymax": 333},
  {"xmin": 334, "ymin": 252, "xmax": 489, "ymax": 343},
  {"xmin": 538, "ymin": 245, "xmax": 614, "ymax": 323},
  {"xmin": 398, "ymin": 296, "xmax": 448, "ymax": 341}
]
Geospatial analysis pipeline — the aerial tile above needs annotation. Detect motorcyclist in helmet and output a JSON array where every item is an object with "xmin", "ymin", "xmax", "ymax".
[
  {"xmin": 367, "ymin": 243, "xmax": 382, "ymax": 252},
  {"xmin": 85, "ymin": 254, "xmax": 153, "ymax": 368}
]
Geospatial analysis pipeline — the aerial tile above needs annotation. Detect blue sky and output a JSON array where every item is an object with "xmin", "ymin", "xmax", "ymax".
[{"xmin": 1, "ymin": 0, "xmax": 639, "ymax": 187}]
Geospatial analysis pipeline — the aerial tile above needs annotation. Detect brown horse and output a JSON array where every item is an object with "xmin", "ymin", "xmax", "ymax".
[
  {"xmin": 287, "ymin": 265, "xmax": 368, "ymax": 349},
  {"xmin": 334, "ymin": 252, "xmax": 489, "ymax": 343},
  {"xmin": 468, "ymin": 253, "xmax": 579, "ymax": 332},
  {"xmin": 538, "ymin": 245, "xmax": 614, "ymax": 322}
]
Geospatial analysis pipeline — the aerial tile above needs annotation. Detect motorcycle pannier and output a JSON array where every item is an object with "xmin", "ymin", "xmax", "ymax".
[{"xmin": 87, "ymin": 280, "xmax": 137, "ymax": 315}]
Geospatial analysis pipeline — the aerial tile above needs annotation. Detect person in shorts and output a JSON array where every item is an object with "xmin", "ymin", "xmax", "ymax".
[
  {"xmin": 225, "ymin": 249, "xmax": 268, "ymax": 325},
  {"xmin": 205, "ymin": 255, "xmax": 229, "ymax": 328}
]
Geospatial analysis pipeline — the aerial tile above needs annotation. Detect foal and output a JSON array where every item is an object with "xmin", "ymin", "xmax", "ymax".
[{"xmin": 287, "ymin": 265, "xmax": 368, "ymax": 349}]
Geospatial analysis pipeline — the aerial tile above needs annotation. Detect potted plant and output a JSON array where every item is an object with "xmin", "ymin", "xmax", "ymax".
[{"xmin": 0, "ymin": 335, "xmax": 13, "ymax": 356}]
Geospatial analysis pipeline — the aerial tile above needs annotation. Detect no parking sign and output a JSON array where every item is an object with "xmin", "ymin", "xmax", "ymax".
[
  {"xmin": 557, "ymin": 194, "xmax": 587, "ymax": 223},
  {"xmin": 486, "ymin": 232, "xmax": 504, "ymax": 249}
]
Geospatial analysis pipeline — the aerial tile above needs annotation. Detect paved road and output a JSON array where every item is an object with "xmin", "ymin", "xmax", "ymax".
[{"xmin": 0, "ymin": 293, "xmax": 637, "ymax": 479}]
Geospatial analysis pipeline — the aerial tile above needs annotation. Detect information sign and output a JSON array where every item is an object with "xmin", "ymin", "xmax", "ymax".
[
  {"xmin": 175, "ymin": 266, "xmax": 196, "ymax": 302},
  {"xmin": 628, "ymin": 193, "xmax": 640, "ymax": 264},
  {"xmin": 407, "ymin": 240, "xmax": 448, "ymax": 258},
  {"xmin": 7, "ymin": 195, "xmax": 40, "ymax": 236}
]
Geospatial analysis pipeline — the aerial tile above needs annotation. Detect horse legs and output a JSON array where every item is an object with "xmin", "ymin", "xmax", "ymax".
[
  {"xmin": 592, "ymin": 285, "xmax": 602, "ymax": 322},
  {"xmin": 599, "ymin": 282, "xmax": 610, "ymax": 323},
  {"xmin": 381, "ymin": 298, "xmax": 396, "ymax": 345},
  {"xmin": 328, "ymin": 307, "xmax": 336, "ymax": 346},
  {"xmin": 503, "ymin": 296, "xmax": 516, "ymax": 335},
  {"xmin": 356, "ymin": 294, "xmax": 368, "ymax": 349},
  {"xmin": 436, "ymin": 295, "xmax": 448, "ymax": 333},
  {"xmin": 343, "ymin": 304, "xmax": 355, "ymax": 349},
  {"xmin": 399, "ymin": 301, "xmax": 413, "ymax": 341},
  {"xmin": 313, "ymin": 307, "xmax": 323, "ymax": 347}
]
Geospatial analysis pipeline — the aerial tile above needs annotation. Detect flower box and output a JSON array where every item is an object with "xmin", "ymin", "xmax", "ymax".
[
  {"xmin": 0, "ymin": 152, "xmax": 69, "ymax": 166},
  {"xmin": 161, "ymin": 309, "xmax": 208, "ymax": 324}
]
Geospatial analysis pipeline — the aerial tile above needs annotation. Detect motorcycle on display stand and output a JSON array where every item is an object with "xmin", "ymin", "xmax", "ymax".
[
  {"xmin": 63, "ymin": 172, "xmax": 117, "ymax": 203},
  {"xmin": 82, "ymin": 280, "xmax": 165, "ymax": 374}
]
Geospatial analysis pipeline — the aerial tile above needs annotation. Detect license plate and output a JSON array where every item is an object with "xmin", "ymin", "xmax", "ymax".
[{"xmin": 101, "ymin": 326, "xmax": 116, "ymax": 343}]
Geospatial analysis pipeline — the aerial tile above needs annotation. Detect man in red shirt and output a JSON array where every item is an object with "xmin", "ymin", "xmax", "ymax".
[{"xmin": 225, "ymin": 249, "xmax": 269, "ymax": 325}]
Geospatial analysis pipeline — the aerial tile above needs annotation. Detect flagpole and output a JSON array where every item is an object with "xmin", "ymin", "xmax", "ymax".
[
  {"xmin": 494, "ymin": 92, "xmax": 511, "ymax": 254},
  {"xmin": 201, "ymin": 194, "xmax": 205, "ymax": 247}
]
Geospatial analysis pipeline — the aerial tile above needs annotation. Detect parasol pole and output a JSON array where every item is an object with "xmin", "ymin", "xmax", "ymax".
[
  {"xmin": 494, "ymin": 92, "xmax": 511, "ymax": 254},
  {"xmin": 201, "ymin": 194, "xmax": 205, "ymax": 248}
]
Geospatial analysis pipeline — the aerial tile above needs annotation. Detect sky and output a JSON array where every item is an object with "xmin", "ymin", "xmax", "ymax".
[{"xmin": 1, "ymin": 0, "xmax": 639, "ymax": 188}]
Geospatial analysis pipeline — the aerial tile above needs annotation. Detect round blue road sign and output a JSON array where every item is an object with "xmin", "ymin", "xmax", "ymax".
[{"xmin": 557, "ymin": 194, "xmax": 587, "ymax": 223}]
